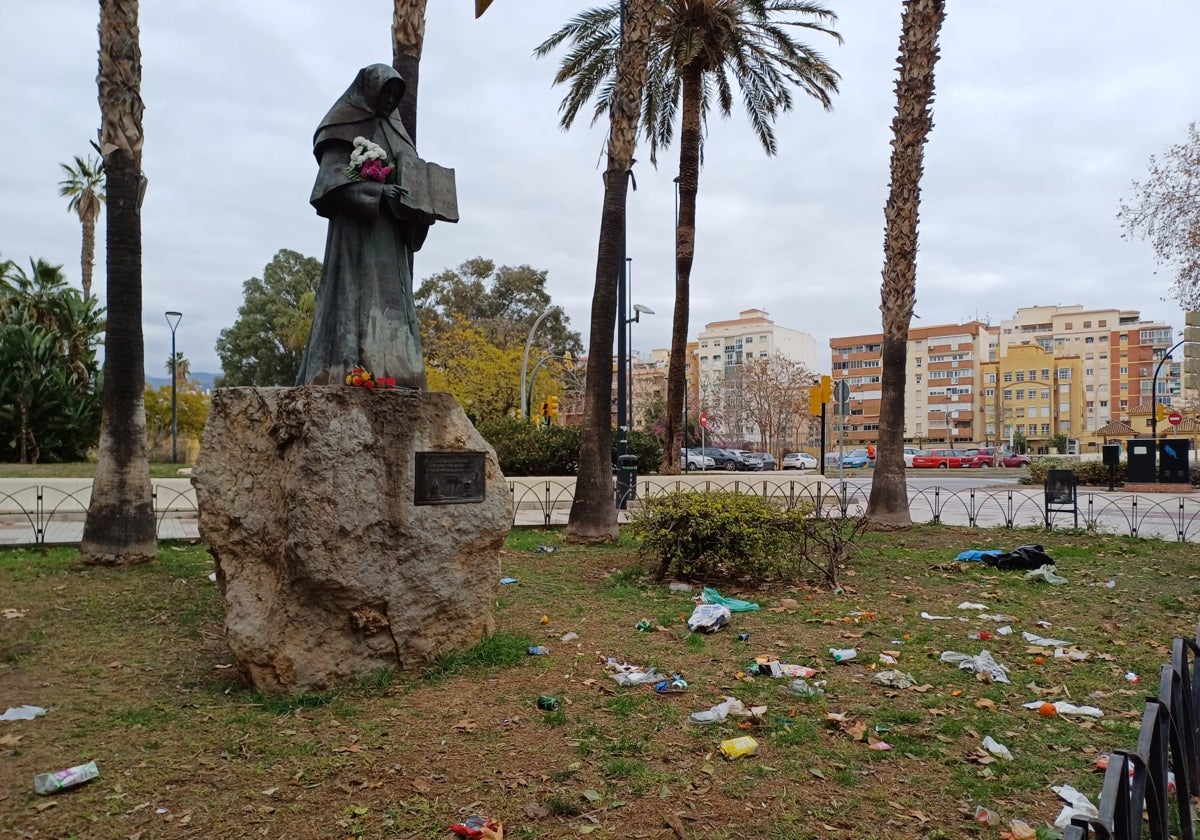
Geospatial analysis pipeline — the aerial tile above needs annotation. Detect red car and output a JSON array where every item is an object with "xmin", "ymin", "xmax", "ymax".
[
  {"xmin": 910, "ymin": 448, "xmax": 968, "ymax": 469},
  {"xmin": 961, "ymin": 447, "xmax": 1032, "ymax": 468}
]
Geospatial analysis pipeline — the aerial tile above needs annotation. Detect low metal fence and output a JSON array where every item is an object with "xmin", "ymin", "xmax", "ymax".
[
  {"xmin": 0, "ymin": 483, "xmax": 198, "ymax": 546},
  {"xmin": 510, "ymin": 479, "xmax": 1200, "ymax": 543},
  {"xmin": 1062, "ymin": 624, "xmax": 1200, "ymax": 839}
]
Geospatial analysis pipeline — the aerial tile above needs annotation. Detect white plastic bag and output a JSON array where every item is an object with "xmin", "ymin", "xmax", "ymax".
[
  {"xmin": 939, "ymin": 649, "xmax": 1011, "ymax": 683},
  {"xmin": 687, "ymin": 603, "xmax": 732, "ymax": 633}
]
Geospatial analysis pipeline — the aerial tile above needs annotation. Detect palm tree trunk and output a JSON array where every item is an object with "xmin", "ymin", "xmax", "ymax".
[
  {"xmin": 392, "ymin": 1, "xmax": 426, "ymax": 143},
  {"xmin": 82, "ymin": 0, "xmax": 156, "ymax": 565},
  {"xmin": 81, "ymin": 212, "xmax": 95, "ymax": 301},
  {"xmin": 661, "ymin": 65, "xmax": 703, "ymax": 474},
  {"xmin": 566, "ymin": 0, "xmax": 653, "ymax": 542},
  {"xmin": 866, "ymin": 0, "xmax": 946, "ymax": 529}
]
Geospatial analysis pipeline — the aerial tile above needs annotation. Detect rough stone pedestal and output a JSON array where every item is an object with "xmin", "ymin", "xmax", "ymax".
[{"xmin": 194, "ymin": 386, "xmax": 511, "ymax": 693}]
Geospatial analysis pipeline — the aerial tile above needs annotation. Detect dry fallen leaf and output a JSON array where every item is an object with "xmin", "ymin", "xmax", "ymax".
[
  {"xmin": 452, "ymin": 719, "xmax": 478, "ymax": 732},
  {"xmin": 0, "ymin": 734, "xmax": 24, "ymax": 746},
  {"xmin": 975, "ymin": 699, "xmax": 997, "ymax": 710}
]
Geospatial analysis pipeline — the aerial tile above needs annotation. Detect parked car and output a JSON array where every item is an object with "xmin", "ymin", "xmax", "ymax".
[
  {"xmin": 680, "ymin": 448, "xmax": 715, "ymax": 471},
  {"xmin": 961, "ymin": 446, "xmax": 1032, "ymax": 468},
  {"xmin": 841, "ymin": 448, "xmax": 871, "ymax": 468},
  {"xmin": 697, "ymin": 447, "xmax": 751, "ymax": 471},
  {"xmin": 910, "ymin": 448, "xmax": 967, "ymax": 469},
  {"xmin": 823, "ymin": 451, "xmax": 842, "ymax": 467},
  {"xmin": 759, "ymin": 453, "xmax": 777, "ymax": 471},
  {"xmin": 782, "ymin": 452, "xmax": 818, "ymax": 470},
  {"xmin": 903, "ymin": 446, "xmax": 923, "ymax": 467},
  {"xmin": 734, "ymin": 450, "xmax": 765, "ymax": 471}
]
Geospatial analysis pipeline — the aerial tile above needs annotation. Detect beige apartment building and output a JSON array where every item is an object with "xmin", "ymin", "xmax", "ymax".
[{"xmin": 828, "ymin": 305, "xmax": 1177, "ymax": 452}]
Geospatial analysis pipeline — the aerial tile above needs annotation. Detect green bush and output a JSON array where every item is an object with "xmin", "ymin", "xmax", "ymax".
[
  {"xmin": 1026, "ymin": 457, "xmax": 1126, "ymax": 487},
  {"xmin": 475, "ymin": 417, "xmax": 664, "ymax": 477},
  {"xmin": 631, "ymin": 491, "xmax": 807, "ymax": 582}
]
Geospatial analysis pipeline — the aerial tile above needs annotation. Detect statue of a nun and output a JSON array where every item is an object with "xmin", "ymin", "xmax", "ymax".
[{"xmin": 297, "ymin": 64, "xmax": 456, "ymax": 389}]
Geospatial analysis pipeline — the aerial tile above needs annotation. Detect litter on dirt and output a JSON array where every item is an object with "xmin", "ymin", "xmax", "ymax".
[
  {"xmin": 1022, "ymin": 631, "xmax": 1073, "ymax": 647},
  {"xmin": 689, "ymin": 697, "xmax": 766, "ymax": 724},
  {"xmin": 1, "ymin": 705, "xmax": 47, "ymax": 722},
  {"xmin": 604, "ymin": 657, "xmax": 663, "ymax": 686},
  {"xmin": 1051, "ymin": 784, "xmax": 1099, "ymax": 828},
  {"xmin": 981, "ymin": 736, "xmax": 1013, "ymax": 760},
  {"xmin": 872, "ymin": 669, "xmax": 917, "ymax": 689},
  {"xmin": 1024, "ymin": 564, "xmax": 1068, "ymax": 584},
  {"xmin": 920, "ymin": 612, "xmax": 952, "ymax": 620},
  {"xmin": 1024, "ymin": 700, "xmax": 1103, "ymax": 717},
  {"xmin": 939, "ymin": 649, "xmax": 1011, "ymax": 683},
  {"xmin": 701, "ymin": 587, "xmax": 759, "ymax": 612},
  {"xmin": 687, "ymin": 603, "xmax": 732, "ymax": 633}
]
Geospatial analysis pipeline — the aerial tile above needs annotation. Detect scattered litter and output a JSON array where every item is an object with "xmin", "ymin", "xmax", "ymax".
[
  {"xmin": 878, "ymin": 652, "xmax": 898, "ymax": 665},
  {"xmin": 539, "ymin": 615, "xmax": 549, "ymax": 625},
  {"xmin": 829, "ymin": 648, "xmax": 857, "ymax": 663},
  {"xmin": 668, "ymin": 582, "xmax": 693, "ymax": 593},
  {"xmin": 207, "ymin": 572, "xmax": 217, "ymax": 583},
  {"xmin": 499, "ymin": 577, "xmax": 518, "ymax": 585},
  {"xmin": 687, "ymin": 603, "xmax": 732, "ymax": 633},
  {"xmin": 536, "ymin": 695, "xmax": 560, "ymax": 712},
  {"xmin": 1022, "ymin": 631, "xmax": 1072, "ymax": 647},
  {"xmin": 536, "ymin": 545, "xmax": 556, "ymax": 553},
  {"xmin": 719, "ymin": 735, "xmax": 759, "ymax": 759},
  {"xmin": 1051, "ymin": 784, "xmax": 1099, "ymax": 828},
  {"xmin": 1054, "ymin": 647, "xmax": 1089, "ymax": 662},
  {"xmin": 1036, "ymin": 620, "xmax": 1053, "ymax": 628},
  {"xmin": 872, "ymin": 669, "xmax": 916, "ymax": 689},
  {"xmin": 778, "ymin": 598, "xmax": 799, "ymax": 610},
  {"xmin": 701, "ymin": 587, "xmax": 760, "ymax": 612},
  {"xmin": 939, "ymin": 649, "xmax": 1011, "ymax": 683},
  {"xmin": 448, "ymin": 814, "xmax": 504, "ymax": 839},
  {"xmin": 779, "ymin": 663, "xmax": 818, "ymax": 678},
  {"xmin": 2, "ymin": 608, "xmax": 28, "ymax": 620},
  {"xmin": 981, "ymin": 736, "xmax": 1013, "ymax": 760},
  {"xmin": 604, "ymin": 658, "xmax": 662, "ymax": 686},
  {"xmin": 955, "ymin": 549, "xmax": 1005, "ymax": 563},
  {"xmin": 988, "ymin": 544, "xmax": 1057, "ymax": 571},
  {"xmin": 973, "ymin": 805, "xmax": 1000, "ymax": 827},
  {"xmin": 1125, "ymin": 672, "xmax": 1139, "ymax": 683},
  {"xmin": 1, "ymin": 705, "xmax": 46, "ymax": 722},
  {"xmin": 785, "ymin": 679, "xmax": 824, "ymax": 698},
  {"xmin": 559, "ymin": 632, "xmax": 579, "ymax": 643},
  {"xmin": 653, "ymin": 674, "xmax": 688, "ymax": 694},
  {"xmin": 868, "ymin": 737, "xmax": 892, "ymax": 751},
  {"xmin": 996, "ymin": 625, "xmax": 1014, "ymax": 636},
  {"xmin": 635, "ymin": 619, "xmax": 652, "ymax": 632},
  {"xmin": 978, "ymin": 612, "xmax": 1016, "ymax": 622},
  {"xmin": 957, "ymin": 602, "xmax": 987, "ymax": 610},
  {"xmin": 689, "ymin": 697, "xmax": 765, "ymax": 724},
  {"xmin": 34, "ymin": 760, "xmax": 99, "ymax": 795},
  {"xmin": 1024, "ymin": 564, "xmax": 1067, "ymax": 585},
  {"xmin": 920, "ymin": 612, "xmax": 952, "ymax": 620},
  {"xmin": 1024, "ymin": 700, "xmax": 1103, "ymax": 718},
  {"xmin": 736, "ymin": 633, "xmax": 750, "ymax": 642},
  {"xmin": 1103, "ymin": 580, "xmax": 1116, "ymax": 588},
  {"xmin": 527, "ymin": 646, "xmax": 549, "ymax": 656},
  {"xmin": 1008, "ymin": 819, "xmax": 1037, "ymax": 840},
  {"xmin": 967, "ymin": 631, "xmax": 993, "ymax": 641}
]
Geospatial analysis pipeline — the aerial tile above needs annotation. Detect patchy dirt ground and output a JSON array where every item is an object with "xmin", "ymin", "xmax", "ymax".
[{"xmin": 2, "ymin": 527, "xmax": 1197, "ymax": 839}]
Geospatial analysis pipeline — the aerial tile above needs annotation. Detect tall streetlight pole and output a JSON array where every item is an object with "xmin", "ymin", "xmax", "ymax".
[
  {"xmin": 164, "ymin": 311, "xmax": 182, "ymax": 463},
  {"xmin": 1150, "ymin": 338, "xmax": 1186, "ymax": 440},
  {"xmin": 520, "ymin": 306, "xmax": 560, "ymax": 420}
]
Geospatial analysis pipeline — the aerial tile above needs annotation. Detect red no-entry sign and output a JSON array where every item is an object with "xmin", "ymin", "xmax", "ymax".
[
  {"xmin": 699, "ymin": 411, "xmax": 708, "ymax": 428},
  {"xmin": 1168, "ymin": 410, "xmax": 1183, "ymax": 426}
]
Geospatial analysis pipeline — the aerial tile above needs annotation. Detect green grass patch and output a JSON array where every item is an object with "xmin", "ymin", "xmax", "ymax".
[{"xmin": 422, "ymin": 631, "xmax": 534, "ymax": 679}]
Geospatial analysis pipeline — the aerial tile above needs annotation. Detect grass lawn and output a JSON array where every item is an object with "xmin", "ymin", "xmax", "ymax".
[
  {"xmin": 1, "ymin": 526, "xmax": 1196, "ymax": 839},
  {"xmin": 0, "ymin": 463, "xmax": 190, "ymax": 480}
]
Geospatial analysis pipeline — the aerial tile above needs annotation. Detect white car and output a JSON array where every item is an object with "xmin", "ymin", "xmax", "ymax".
[
  {"xmin": 903, "ymin": 447, "xmax": 922, "ymax": 467},
  {"xmin": 681, "ymin": 448, "xmax": 716, "ymax": 470},
  {"xmin": 782, "ymin": 452, "xmax": 818, "ymax": 470}
]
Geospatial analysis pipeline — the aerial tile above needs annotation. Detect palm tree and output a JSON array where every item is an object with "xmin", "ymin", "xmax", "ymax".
[
  {"xmin": 534, "ymin": 0, "xmax": 654, "ymax": 541},
  {"xmin": 58, "ymin": 155, "xmax": 106, "ymax": 301},
  {"xmin": 538, "ymin": 1, "xmax": 841, "ymax": 474},
  {"xmin": 865, "ymin": 0, "xmax": 946, "ymax": 528},
  {"xmin": 82, "ymin": 0, "xmax": 157, "ymax": 566},
  {"xmin": 391, "ymin": 1, "xmax": 427, "ymax": 141},
  {"xmin": 167, "ymin": 352, "xmax": 190, "ymax": 389}
]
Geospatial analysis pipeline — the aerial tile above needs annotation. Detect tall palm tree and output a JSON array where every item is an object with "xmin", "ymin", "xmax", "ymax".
[
  {"xmin": 82, "ymin": 0, "xmax": 157, "ymax": 566},
  {"xmin": 865, "ymin": 0, "xmax": 946, "ymax": 528},
  {"xmin": 58, "ymin": 155, "xmax": 106, "ymax": 301},
  {"xmin": 538, "ymin": 1, "xmax": 841, "ymax": 474},
  {"xmin": 391, "ymin": 1, "xmax": 426, "ymax": 142},
  {"xmin": 167, "ymin": 351, "xmax": 190, "ymax": 389},
  {"xmin": 534, "ymin": 0, "xmax": 654, "ymax": 541}
]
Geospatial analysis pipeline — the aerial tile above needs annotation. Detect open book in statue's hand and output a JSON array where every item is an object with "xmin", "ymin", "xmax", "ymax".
[{"xmin": 397, "ymin": 157, "xmax": 459, "ymax": 223}]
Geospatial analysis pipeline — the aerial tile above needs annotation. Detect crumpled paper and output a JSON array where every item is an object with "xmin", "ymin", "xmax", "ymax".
[
  {"xmin": 981, "ymin": 735, "xmax": 1013, "ymax": 760},
  {"xmin": 604, "ymin": 657, "xmax": 662, "ymax": 686},
  {"xmin": 1024, "ymin": 700, "xmax": 1103, "ymax": 717},
  {"xmin": 872, "ymin": 669, "xmax": 917, "ymax": 689},
  {"xmin": 1022, "ymin": 631, "xmax": 1072, "ymax": 647},
  {"xmin": 689, "ymin": 696, "xmax": 766, "ymax": 724},
  {"xmin": 1051, "ymin": 784, "xmax": 1099, "ymax": 828},
  {"xmin": 939, "ymin": 649, "xmax": 1011, "ymax": 683}
]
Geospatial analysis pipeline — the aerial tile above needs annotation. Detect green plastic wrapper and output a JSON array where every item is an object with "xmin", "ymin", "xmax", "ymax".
[{"xmin": 702, "ymin": 587, "xmax": 759, "ymax": 612}]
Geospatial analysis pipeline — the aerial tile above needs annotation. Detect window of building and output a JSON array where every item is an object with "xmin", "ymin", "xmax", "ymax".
[
  {"xmin": 1003, "ymin": 372, "xmax": 1013, "ymax": 383},
  {"xmin": 1086, "ymin": 384, "xmax": 1093, "ymax": 392},
  {"xmin": 1003, "ymin": 389, "xmax": 1012, "ymax": 400},
  {"xmin": 986, "ymin": 373, "xmax": 997, "ymax": 384},
  {"xmin": 1016, "ymin": 389, "xmax": 1025, "ymax": 399},
  {"xmin": 984, "ymin": 387, "xmax": 995, "ymax": 397},
  {"xmin": 1085, "ymin": 368, "xmax": 1093, "ymax": 377},
  {"xmin": 1120, "ymin": 399, "xmax": 1128, "ymax": 408},
  {"xmin": 1016, "ymin": 372, "xmax": 1025, "ymax": 382},
  {"xmin": 1100, "ymin": 400, "xmax": 1108, "ymax": 408},
  {"xmin": 1098, "ymin": 320, "xmax": 1107, "ymax": 327},
  {"xmin": 1057, "ymin": 368, "xmax": 1072, "ymax": 380},
  {"xmin": 1041, "ymin": 369, "xmax": 1050, "ymax": 379},
  {"xmin": 1041, "ymin": 424, "xmax": 1051, "ymax": 435},
  {"xmin": 1041, "ymin": 388, "xmax": 1050, "ymax": 399},
  {"xmin": 916, "ymin": 357, "xmax": 922, "ymax": 367},
  {"xmin": 1120, "ymin": 383, "xmax": 1128, "ymax": 391},
  {"xmin": 915, "ymin": 374, "xmax": 922, "ymax": 384},
  {"xmin": 1083, "ymin": 321, "xmax": 1091, "ymax": 329},
  {"xmin": 1119, "ymin": 365, "xmax": 1128, "ymax": 374},
  {"xmin": 1085, "ymin": 336, "xmax": 1094, "ymax": 344},
  {"xmin": 1015, "ymin": 408, "xmax": 1025, "ymax": 419},
  {"xmin": 1065, "ymin": 322, "xmax": 1073, "ymax": 330},
  {"xmin": 1029, "ymin": 370, "xmax": 1037, "ymax": 380},
  {"xmin": 1100, "ymin": 336, "xmax": 1109, "ymax": 343},
  {"xmin": 745, "ymin": 336, "xmax": 753, "ymax": 344}
]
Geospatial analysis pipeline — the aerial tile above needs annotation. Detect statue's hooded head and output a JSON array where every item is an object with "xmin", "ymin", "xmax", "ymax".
[{"xmin": 313, "ymin": 64, "xmax": 411, "ymax": 156}]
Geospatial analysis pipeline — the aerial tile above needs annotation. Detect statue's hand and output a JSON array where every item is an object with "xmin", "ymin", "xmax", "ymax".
[{"xmin": 382, "ymin": 184, "xmax": 407, "ymax": 216}]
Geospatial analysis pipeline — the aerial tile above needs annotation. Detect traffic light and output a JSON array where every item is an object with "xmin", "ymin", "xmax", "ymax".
[
  {"xmin": 1185, "ymin": 311, "xmax": 1200, "ymax": 395},
  {"xmin": 547, "ymin": 395, "xmax": 559, "ymax": 419},
  {"xmin": 541, "ymin": 400, "xmax": 550, "ymax": 425},
  {"xmin": 819, "ymin": 374, "xmax": 832, "ymax": 404},
  {"xmin": 1156, "ymin": 402, "xmax": 1168, "ymax": 422},
  {"xmin": 808, "ymin": 386, "xmax": 822, "ymax": 416}
]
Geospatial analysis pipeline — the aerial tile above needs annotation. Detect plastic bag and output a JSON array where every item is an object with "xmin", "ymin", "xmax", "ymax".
[
  {"xmin": 687, "ymin": 603, "xmax": 732, "ymax": 633},
  {"xmin": 981, "ymin": 736, "xmax": 1013, "ymax": 760},
  {"xmin": 701, "ymin": 587, "xmax": 759, "ymax": 612},
  {"xmin": 1024, "ymin": 564, "xmax": 1067, "ymax": 584},
  {"xmin": 939, "ymin": 649, "xmax": 1011, "ymax": 683}
]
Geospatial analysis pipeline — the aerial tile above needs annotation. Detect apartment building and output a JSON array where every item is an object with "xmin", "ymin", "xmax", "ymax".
[
  {"xmin": 979, "ymin": 344, "xmax": 1084, "ymax": 450},
  {"xmin": 830, "ymin": 323, "xmax": 991, "ymax": 446}
]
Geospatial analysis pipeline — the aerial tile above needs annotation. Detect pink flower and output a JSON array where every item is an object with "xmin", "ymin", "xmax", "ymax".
[{"xmin": 359, "ymin": 158, "xmax": 393, "ymax": 183}]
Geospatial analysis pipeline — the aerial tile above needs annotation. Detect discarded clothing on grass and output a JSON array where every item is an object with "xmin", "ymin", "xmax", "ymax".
[
  {"xmin": 958, "ymin": 544, "xmax": 1057, "ymax": 570},
  {"xmin": 701, "ymin": 588, "xmax": 759, "ymax": 612},
  {"xmin": 939, "ymin": 649, "xmax": 1011, "ymax": 683},
  {"xmin": 1024, "ymin": 564, "xmax": 1067, "ymax": 584},
  {"xmin": 955, "ymin": 549, "xmax": 1006, "ymax": 563}
]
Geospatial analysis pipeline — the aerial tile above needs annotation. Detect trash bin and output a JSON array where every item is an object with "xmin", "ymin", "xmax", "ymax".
[
  {"xmin": 616, "ymin": 454, "xmax": 639, "ymax": 509},
  {"xmin": 1101, "ymin": 443, "xmax": 1120, "ymax": 467},
  {"xmin": 1126, "ymin": 439, "xmax": 1156, "ymax": 484},
  {"xmin": 1159, "ymin": 438, "xmax": 1192, "ymax": 484}
]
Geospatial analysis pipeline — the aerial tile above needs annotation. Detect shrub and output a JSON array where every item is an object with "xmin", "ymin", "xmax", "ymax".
[
  {"xmin": 631, "ymin": 491, "xmax": 808, "ymax": 582},
  {"xmin": 1027, "ymin": 458, "xmax": 1126, "ymax": 487},
  {"xmin": 475, "ymin": 417, "xmax": 664, "ymax": 477}
]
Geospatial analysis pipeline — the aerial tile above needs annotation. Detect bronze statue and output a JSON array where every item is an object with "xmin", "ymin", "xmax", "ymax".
[{"xmin": 297, "ymin": 64, "xmax": 457, "ymax": 389}]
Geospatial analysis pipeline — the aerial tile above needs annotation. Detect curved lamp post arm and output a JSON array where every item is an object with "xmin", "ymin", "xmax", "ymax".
[
  {"xmin": 1150, "ymin": 338, "xmax": 1186, "ymax": 439},
  {"xmin": 520, "ymin": 306, "xmax": 560, "ymax": 420}
]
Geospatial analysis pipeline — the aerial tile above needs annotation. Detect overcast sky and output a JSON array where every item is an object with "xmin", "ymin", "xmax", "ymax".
[{"xmin": 2, "ymin": 1, "xmax": 1198, "ymax": 378}]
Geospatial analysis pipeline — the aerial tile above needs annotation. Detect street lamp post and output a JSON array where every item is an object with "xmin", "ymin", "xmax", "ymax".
[
  {"xmin": 1151, "ymin": 339, "xmax": 1186, "ymax": 441},
  {"xmin": 164, "ymin": 311, "xmax": 182, "ymax": 463},
  {"xmin": 521, "ymin": 306, "xmax": 560, "ymax": 420}
]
